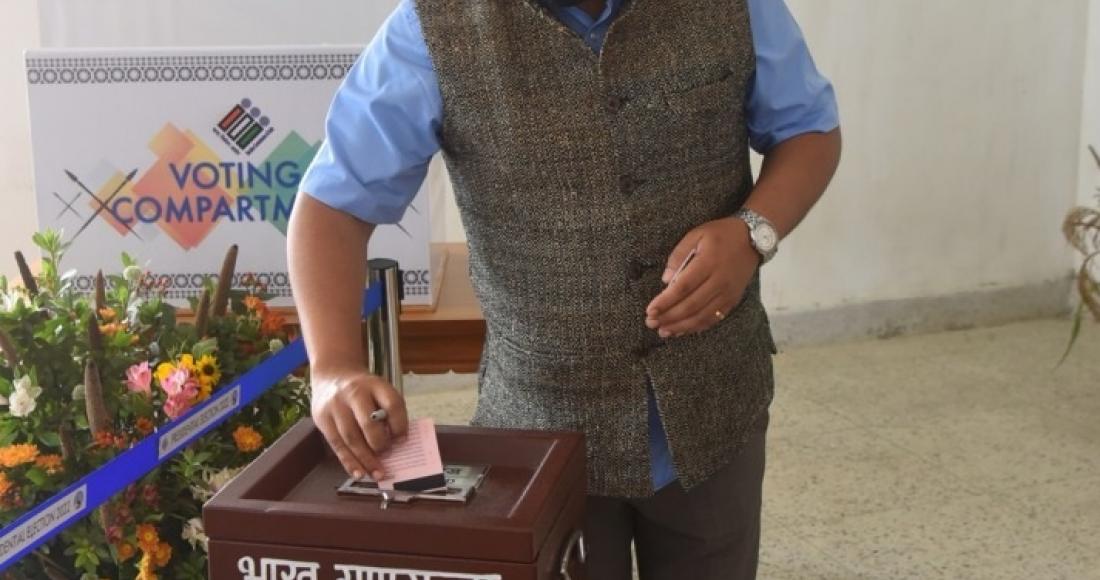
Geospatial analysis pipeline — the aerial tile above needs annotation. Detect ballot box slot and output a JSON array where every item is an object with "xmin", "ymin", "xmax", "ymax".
[{"xmin": 336, "ymin": 464, "xmax": 491, "ymax": 508}]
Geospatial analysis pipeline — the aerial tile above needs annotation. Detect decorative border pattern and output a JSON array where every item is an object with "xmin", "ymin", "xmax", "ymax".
[
  {"xmin": 26, "ymin": 54, "xmax": 359, "ymax": 86},
  {"xmin": 71, "ymin": 270, "xmax": 430, "ymax": 301}
]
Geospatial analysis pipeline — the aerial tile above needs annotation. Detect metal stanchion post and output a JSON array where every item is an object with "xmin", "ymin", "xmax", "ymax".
[{"xmin": 366, "ymin": 259, "xmax": 403, "ymax": 394}]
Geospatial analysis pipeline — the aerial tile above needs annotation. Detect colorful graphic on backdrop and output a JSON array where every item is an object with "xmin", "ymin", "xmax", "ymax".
[
  {"xmin": 61, "ymin": 98, "xmax": 316, "ymax": 250},
  {"xmin": 25, "ymin": 49, "xmax": 435, "ymax": 307}
]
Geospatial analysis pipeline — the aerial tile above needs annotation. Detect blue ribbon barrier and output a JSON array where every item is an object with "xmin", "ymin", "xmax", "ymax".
[{"xmin": 0, "ymin": 284, "xmax": 386, "ymax": 571}]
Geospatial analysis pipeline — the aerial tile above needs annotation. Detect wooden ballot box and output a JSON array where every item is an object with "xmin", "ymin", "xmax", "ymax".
[{"xmin": 204, "ymin": 420, "xmax": 587, "ymax": 580}]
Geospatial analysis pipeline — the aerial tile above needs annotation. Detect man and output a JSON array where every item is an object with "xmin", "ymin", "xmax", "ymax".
[{"xmin": 288, "ymin": 0, "xmax": 840, "ymax": 578}]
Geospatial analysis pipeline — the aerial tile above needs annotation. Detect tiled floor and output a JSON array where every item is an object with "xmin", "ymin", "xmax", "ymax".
[{"xmin": 404, "ymin": 319, "xmax": 1100, "ymax": 579}]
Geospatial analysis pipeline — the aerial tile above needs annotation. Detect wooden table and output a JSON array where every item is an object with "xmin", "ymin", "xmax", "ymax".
[{"xmin": 398, "ymin": 243, "xmax": 486, "ymax": 374}]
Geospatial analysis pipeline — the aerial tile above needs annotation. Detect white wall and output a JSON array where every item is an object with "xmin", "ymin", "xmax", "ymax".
[
  {"xmin": 1081, "ymin": 0, "xmax": 1100, "ymax": 209},
  {"xmin": 767, "ymin": 0, "xmax": 1087, "ymax": 314},
  {"xmin": 20, "ymin": 0, "xmax": 1097, "ymax": 318},
  {"xmin": 36, "ymin": 1, "xmax": 398, "ymax": 47},
  {"xmin": 0, "ymin": 3, "xmax": 41, "ymax": 279}
]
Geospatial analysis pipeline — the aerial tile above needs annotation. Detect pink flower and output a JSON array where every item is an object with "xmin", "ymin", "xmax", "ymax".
[
  {"xmin": 125, "ymin": 362, "xmax": 152, "ymax": 396},
  {"xmin": 163, "ymin": 394, "xmax": 193, "ymax": 420},
  {"xmin": 161, "ymin": 368, "xmax": 198, "ymax": 419},
  {"xmin": 159, "ymin": 368, "xmax": 197, "ymax": 398}
]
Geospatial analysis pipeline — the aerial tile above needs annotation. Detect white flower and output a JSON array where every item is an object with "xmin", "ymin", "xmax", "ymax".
[
  {"xmin": 9, "ymin": 376, "xmax": 43, "ymax": 418},
  {"xmin": 9, "ymin": 390, "xmax": 37, "ymax": 417},
  {"xmin": 192, "ymin": 466, "xmax": 244, "ymax": 502},
  {"xmin": 189, "ymin": 483, "xmax": 211, "ymax": 503},
  {"xmin": 0, "ymin": 290, "xmax": 25, "ymax": 313},
  {"xmin": 206, "ymin": 466, "xmax": 243, "ymax": 492},
  {"xmin": 181, "ymin": 517, "xmax": 209, "ymax": 552},
  {"xmin": 71, "ymin": 384, "xmax": 86, "ymax": 401},
  {"xmin": 13, "ymin": 375, "xmax": 42, "ymax": 398},
  {"xmin": 123, "ymin": 265, "xmax": 143, "ymax": 283},
  {"xmin": 268, "ymin": 338, "xmax": 284, "ymax": 352}
]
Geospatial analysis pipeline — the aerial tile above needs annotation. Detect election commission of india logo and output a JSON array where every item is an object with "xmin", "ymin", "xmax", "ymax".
[{"xmin": 215, "ymin": 98, "xmax": 274, "ymax": 155}]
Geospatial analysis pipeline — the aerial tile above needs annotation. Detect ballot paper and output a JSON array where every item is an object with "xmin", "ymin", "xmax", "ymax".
[{"xmin": 374, "ymin": 418, "xmax": 446, "ymax": 492}]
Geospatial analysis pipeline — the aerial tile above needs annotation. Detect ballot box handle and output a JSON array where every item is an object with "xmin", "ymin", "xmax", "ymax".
[
  {"xmin": 559, "ymin": 529, "xmax": 587, "ymax": 580},
  {"xmin": 366, "ymin": 258, "xmax": 403, "ymax": 394}
]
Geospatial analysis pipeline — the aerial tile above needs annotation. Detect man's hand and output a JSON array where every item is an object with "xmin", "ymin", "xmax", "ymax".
[
  {"xmin": 310, "ymin": 365, "xmax": 409, "ymax": 481},
  {"xmin": 645, "ymin": 217, "xmax": 760, "ymax": 338}
]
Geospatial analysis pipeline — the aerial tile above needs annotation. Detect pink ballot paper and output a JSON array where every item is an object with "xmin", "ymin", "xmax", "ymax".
[{"xmin": 374, "ymin": 418, "xmax": 445, "ymax": 492}]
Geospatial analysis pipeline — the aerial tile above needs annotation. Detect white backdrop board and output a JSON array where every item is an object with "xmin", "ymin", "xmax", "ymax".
[{"xmin": 24, "ymin": 46, "xmax": 435, "ymax": 308}]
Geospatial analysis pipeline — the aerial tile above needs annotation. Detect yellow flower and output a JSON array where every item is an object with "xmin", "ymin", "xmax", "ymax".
[
  {"xmin": 0, "ymin": 443, "xmax": 40, "ymax": 468},
  {"xmin": 195, "ymin": 354, "xmax": 221, "ymax": 391},
  {"xmin": 98, "ymin": 307, "xmax": 117, "ymax": 322},
  {"xmin": 232, "ymin": 425, "xmax": 263, "ymax": 453},
  {"xmin": 0, "ymin": 473, "xmax": 12, "ymax": 496},
  {"xmin": 154, "ymin": 362, "xmax": 176, "ymax": 385},
  {"xmin": 34, "ymin": 454, "xmax": 63, "ymax": 474},
  {"xmin": 194, "ymin": 381, "xmax": 212, "ymax": 402},
  {"xmin": 177, "ymin": 354, "xmax": 197, "ymax": 375},
  {"xmin": 136, "ymin": 523, "xmax": 159, "ymax": 554},
  {"xmin": 136, "ymin": 552, "xmax": 157, "ymax": 580},
  {"xmin": 153, "ymin": 541, "xmax": 172, "ymax": 567}
]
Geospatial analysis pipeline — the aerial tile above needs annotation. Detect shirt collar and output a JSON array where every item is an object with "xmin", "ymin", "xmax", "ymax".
[{"xmin": 558, "ymin": 0, "xmax": 620, "ymax": 33}]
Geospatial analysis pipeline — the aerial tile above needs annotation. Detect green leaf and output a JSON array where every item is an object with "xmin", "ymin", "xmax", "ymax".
[
  {"xmin": 111, "ymin": 330, "xmax": 134, "ymax": 348},
  {"xmin": 25, "ymin": 466, "xmax": 48, "ymax": 486},
  {"xmin": 192, "ymin": 337, "xmax": 219, "ymax": 358},
  {"xmin": 1056, "ymin": 303, "xmax": 1085, "ymax": 368},
  {"xmin": 37, "ymin": 430, "xmax": 61, "ymax": 448},
  {"xmin": 0, "ymin": 423, "xmax": 18, "ymax": 446}
]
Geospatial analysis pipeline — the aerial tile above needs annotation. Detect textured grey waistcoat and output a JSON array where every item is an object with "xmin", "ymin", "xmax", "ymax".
[{"xmin": 416, "ymin": 0, "xmax": 777, "ymax": 498}]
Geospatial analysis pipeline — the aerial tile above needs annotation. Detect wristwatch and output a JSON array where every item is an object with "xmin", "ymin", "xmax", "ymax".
[{"xmin": 735, "ymin": 208, "xmax": 779, "ymax": 264}]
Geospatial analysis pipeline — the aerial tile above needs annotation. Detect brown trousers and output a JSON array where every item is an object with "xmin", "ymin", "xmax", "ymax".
[{"xmin": 583, "ymin": 411, "xmax": 769, "ymax": 580}]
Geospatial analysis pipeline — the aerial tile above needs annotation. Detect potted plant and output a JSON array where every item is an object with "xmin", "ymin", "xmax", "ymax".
[{"xmin": 1061, "ymin": 145, "xmax": 1100, "ymax": 361}]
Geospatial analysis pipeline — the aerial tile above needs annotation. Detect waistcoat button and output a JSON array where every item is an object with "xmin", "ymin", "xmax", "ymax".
[
  {"xmin": 628, "ymin": 258, "xmax": 645, "ymax": 281},
  {"xmin": 607, "ymin": 94, "xmax": 626, "ymax": 113},
  {"xmin": 619, "ymin": 174, "xmax": 636, "ymax": 195}
]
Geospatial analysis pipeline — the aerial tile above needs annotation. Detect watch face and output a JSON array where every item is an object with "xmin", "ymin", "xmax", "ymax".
[{"xmin": 754, "ymin": 224, "xmax": 779, "ymax": 252}]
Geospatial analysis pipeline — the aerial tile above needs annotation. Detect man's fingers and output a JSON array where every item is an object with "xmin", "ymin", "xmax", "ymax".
[
  {"xmin": 333, "ymin": 407, "xmax": 383, "ymax": 478},
  {"xmin": 661, "ymin": 293, "xmax": 738, "ymax": 337},
  {"xmin": 316, "ymin": 415, "xmax": 366, "ymax": 479},
  {"xmin": 661, "ymin": 233, "xmax": 702, "ymax": 284},
  {"xmin": 348, "ymin": 393, "xmax": 393, "ymax": 455},
  {"xmin": 653, "ymin": 283, "xmax": 721, "ymax": 334},
  {"xmin": 646, "ymin": 261, "xmax": 709, "ymax": 318},
  {"xmin": 373, "ymin": 385, "xmax": 410, "ymax": 439}
]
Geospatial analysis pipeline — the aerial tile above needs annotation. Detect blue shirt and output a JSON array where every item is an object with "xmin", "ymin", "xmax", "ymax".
[{"xmin": 302, "ymin": 0, "xmax": 839, "ymax": 492}]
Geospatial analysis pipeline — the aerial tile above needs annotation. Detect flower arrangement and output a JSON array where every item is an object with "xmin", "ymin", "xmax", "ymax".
[{"xmin": 0, "ymin": 231, "xmax": 309, "ymax": 579}]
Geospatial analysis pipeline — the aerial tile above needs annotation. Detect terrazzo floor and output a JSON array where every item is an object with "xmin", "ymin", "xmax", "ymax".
[{"xmin": 403, "ymin": 319, "xmax": 1100, "ymax": 579}]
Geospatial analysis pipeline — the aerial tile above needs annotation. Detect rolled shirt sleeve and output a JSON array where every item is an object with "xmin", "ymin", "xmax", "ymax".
[
  {"xmin": 298, "ymin": 0, "xmax": 443, "ymax": 225},
  {"xmin": 746, "ymin": 0, "xmax": 840, "ymax": 154}
]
